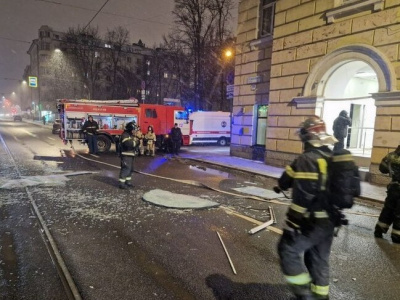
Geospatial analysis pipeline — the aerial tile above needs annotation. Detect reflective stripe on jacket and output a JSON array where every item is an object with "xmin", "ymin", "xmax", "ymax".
[{"xmin": 278, "ymin": 144, "xmax": 332, "ymax": 226}]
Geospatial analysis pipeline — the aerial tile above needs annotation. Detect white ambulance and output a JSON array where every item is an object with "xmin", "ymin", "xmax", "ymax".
[{"xmin": 188, "ymin": 111, "xmax": 231, "ymax": 146}]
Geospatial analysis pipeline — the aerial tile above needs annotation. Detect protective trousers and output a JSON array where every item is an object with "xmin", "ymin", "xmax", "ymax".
[
  {"xmin": 376, "ymin": 183, "xmax": 400, "ymax": 243},
  {"xmin": 119, "ymin": 155, "xmax": 134, "ymax": 183},
  {"xmin": 87, "ymin": 134, "xmax": 98, "ymax": 154},
  {"xmin": 172, "ymin": 140, "xmax": 180, "ymax": 154},
  {"xmin": 278, "ymin": 221, "xmax": 335, "ymax": 299}
]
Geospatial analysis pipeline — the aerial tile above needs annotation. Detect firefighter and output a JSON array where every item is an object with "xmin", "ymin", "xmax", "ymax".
[
  {"xmin": 135, "ymin": 126, "xmax": 145, "ymax": 156},
  {"xmin": 82, "ymin": 115, "xmax": 99, "ymax": 154},
  {"xmin": 277, "ymin": 116, "xmax": 338, "ymax": 300},
  {"xmin": 170, "ymin": 123, "xmax": 182, "ymax": 155},
  {"xmin": 118, "ymin": 122, "xmax": 137, "ymax": 189},
  {"xmin": 145, "ymin": 125, "xmax": 156, "ymax": 156},
  {"xmin": 374, "ymin": 145, "xmax": 400, "ymax": 244}
]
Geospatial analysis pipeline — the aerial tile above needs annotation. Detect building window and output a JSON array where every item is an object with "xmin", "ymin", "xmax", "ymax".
[
  {"xmin": 105, "ymin": 43, "xmax": 112, "ymax": 48},
  {"xmin": 147, "ymin": 70, "xmax": 150, "ymax": 76},
  {"xmin": 40, "ymin": 42, "xmax": 50, "ymax": 51},
  {"xmin": 256, "ymin": 105, "xmax": 268, "ymax": 145},
  {"xmin": 259, "ymin": 0, "xmax": 275, "ymax": 37},
  {"xmin": 40, "ymin": 31, "xmax": 50, "ymax": 38},
  {"xmin": 39, "ymin": 54, "xmax": 49, "ymax": 63},
  {"xmin": 164, "ymin": 72, "xmax": 168, "ymax": 78}
]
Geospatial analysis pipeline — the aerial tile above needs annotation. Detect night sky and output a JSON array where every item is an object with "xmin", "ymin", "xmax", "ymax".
[{"xmin": 0, "ymin": 0, "xmax": 238, "ymax": 101}]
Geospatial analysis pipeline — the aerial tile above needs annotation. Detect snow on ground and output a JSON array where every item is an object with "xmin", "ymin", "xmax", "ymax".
[
  {"xmin": 232, "ymin": 186, "xmax": 287, "ymax": 200},
  {"xmin": 143, "ymin": 189, "xmax": 220, "ymax": 209},
  {"xmin": 0, "ymin": 172, "xmax": 96, "ymax": 189}
]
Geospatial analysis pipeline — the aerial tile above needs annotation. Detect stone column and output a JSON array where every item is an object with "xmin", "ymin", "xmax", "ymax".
[{"xmin": 370, "ymin": 91, "xmax": 400, "ymax": 184}]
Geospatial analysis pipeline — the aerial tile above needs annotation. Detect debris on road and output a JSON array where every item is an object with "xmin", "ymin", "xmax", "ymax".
[{"xmin": 216, "ymin": 231, "xmax": 237, "ymax": 275}]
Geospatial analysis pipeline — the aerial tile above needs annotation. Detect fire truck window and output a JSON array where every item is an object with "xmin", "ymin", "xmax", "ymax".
[
  {"xmin": 175, "ymin": 111, "xmax": 188, "ymax": 120},
  {"xmin": 145, "ymin": 109, "xmax": 157, "ymax": 118}
]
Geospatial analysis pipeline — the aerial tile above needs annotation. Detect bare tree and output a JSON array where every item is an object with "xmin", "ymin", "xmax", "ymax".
[
  {"xmin": 103, "ymin": 26, "xmax": 130, "ymax": 99},
  {"xmin": 169, "ymin": 0, "xmax": 235, "ymax": 110},
  {"xmin": 61, "ymin": 26, "xmax": 104, "ymax": 99}
]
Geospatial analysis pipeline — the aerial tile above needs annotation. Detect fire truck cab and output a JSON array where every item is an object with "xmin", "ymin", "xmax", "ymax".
[{"xmin": 56, "ymin": 99, "xmax": 189, "ymax": 153}]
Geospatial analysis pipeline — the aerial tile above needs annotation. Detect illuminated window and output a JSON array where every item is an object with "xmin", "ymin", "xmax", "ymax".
[
  {"xmin": 259, "ymin": 0, "xmax": 275, "ymax": 37},
  {"xmin": 256, "ymin": 105, "xmax": 268, "ymax": 145}
]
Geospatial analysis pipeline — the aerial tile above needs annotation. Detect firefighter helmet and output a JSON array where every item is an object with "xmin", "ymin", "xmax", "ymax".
[
  {"xmin": 298, "ymin": 116, "xmax": 337, "ymax": 146},
  {"xmin": 125, "ymin": 122, "xmax": 136, "ymax": 131}
]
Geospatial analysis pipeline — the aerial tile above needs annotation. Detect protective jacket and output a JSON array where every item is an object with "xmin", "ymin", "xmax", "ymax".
[
  {"xmin": 333, "ymin": 115, "xmax": 351, "ymax": 139},
  {"xmin": 278, "ymin": 144, "xmax": 332, "ymax": 229},
  {"xmin": 82, "ymin": 120, "xmax": 99, "ymax": 135},
  {"xmin": 170, "ymin": 127, "xmax": 182, "ymax": 141},
  {"xmin": 375, "ymin": 148, "xmax": 400, "ymax": 243},
  {"xmin": 120, "ymin": 130, "xmax": 137, "ymax": 156},
  {"xmin": 145, "ymin": 132, "xmax": 156, "ymax": 144}
]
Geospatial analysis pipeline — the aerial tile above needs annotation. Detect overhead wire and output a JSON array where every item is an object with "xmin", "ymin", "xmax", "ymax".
[
  {"xmin": 84, "ymin": 0, "xmax": 111, "ymax": 30},
  {"xmin": 34, "ymin": 0, "xmax": 172, "ymax": 27}
]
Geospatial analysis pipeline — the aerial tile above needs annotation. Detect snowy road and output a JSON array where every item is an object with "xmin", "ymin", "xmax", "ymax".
[{"xmin": 0, "ymin": 119, "xmax": 399, "ymax": 300}]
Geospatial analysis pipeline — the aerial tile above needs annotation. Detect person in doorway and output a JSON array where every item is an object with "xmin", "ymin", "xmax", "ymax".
[
  {"xmin": 332, "ymin": 110, "xmax": 352, "ymax": 151},
  {"xmin": 82, "ymin": 115, "xmax": 99, "ymax": 154},
  {"xmin": 374, "ymin": 145, "xmax": 400, "ymax": 244},
  {"xmin": 277, "ymin": 116, "xmax": 338, "ymax": 300},
  {"xmin": 145, "ymin": 125, "xmax": 156, "ymax": 156},
  {"xmin": 118, "ymin": 122, "xmax": 137, "ymax": 189},
  {"xmin": 170, "ymin": 123, "xmax": 182, "ymax": 155}
]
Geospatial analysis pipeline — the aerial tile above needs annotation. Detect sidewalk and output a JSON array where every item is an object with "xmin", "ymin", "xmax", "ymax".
[
  {"xmin": 179, "ymin": 152, "xmax": 387, "ymax": 204},
  {"xmin": 24, "ymin": 118, "xmax": 387, "ymax": 204}
]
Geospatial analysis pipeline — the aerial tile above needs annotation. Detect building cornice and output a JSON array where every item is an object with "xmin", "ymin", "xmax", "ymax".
[{"xmin": 326, "ymin": 0, "xmax": 384, "ymax": 24}]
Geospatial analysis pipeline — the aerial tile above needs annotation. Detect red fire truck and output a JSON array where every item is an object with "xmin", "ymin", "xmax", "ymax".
[{"xmin": 56, "ymin": 99, "xmax": 190, "ymax": 153}]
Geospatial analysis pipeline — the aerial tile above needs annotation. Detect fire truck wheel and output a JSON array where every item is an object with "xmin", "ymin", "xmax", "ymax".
[
  {"xmin": 217, "ymin": 137, "xmax": 227, "ymax": 146},
  {"xmin": 97, "ymin": 135, "xmax": 111, "ymax": 153}
]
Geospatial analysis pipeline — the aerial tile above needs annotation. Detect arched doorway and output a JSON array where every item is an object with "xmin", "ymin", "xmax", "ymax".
[
  {"xmin": 321, "ymin": 60, "xmax": 378, "ymax": 156},
  {"xmin": 302, "ymin": 45, "xmax": 396, "ymax": 161}
]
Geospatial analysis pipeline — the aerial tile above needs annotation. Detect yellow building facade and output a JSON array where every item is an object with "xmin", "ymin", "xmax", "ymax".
[{"xmin": 232, "ymin": 0, "xmax": 400, "ymax": 184}]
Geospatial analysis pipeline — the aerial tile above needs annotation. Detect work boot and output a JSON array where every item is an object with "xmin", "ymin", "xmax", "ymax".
[
  {"xmin": 119, "ymin": 182, "xmax": 128, "ymax": 189},
  {"xmin": 374, "ymin": 225, "xmax": 384, "ymax": 238},
  {"xmin": 125, "ymin": 181, "xmax": 133, "ymax": 188}
]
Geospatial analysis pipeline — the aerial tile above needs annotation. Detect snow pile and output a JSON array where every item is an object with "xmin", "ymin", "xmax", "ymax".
[
  {"xmin": 0, "ymin": 171, "xmax": 96, "ymax": 189},
  {"xmin": 143, "ymin": 189, "xmax": 220, "ymax": 209},
  {"xmin": 233, "ymin": 186, "xmax": 284, "ymax": 199}
]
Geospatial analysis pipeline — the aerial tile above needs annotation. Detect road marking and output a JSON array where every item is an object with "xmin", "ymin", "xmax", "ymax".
[
  {"xmin": 13, "ymin": 136, "xmax": 20, "ymax": 142},
  {"xmin": 21, "ymin": 129, "xmax": 37, "ymax": 137},
  {"xmin": 47, "ymin": 137, "xmax": 55, "ymax": 141}
]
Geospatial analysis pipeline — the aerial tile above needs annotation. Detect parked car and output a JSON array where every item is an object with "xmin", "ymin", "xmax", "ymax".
[
  {"xmin": 52, "ymin": 119, "xmax": 61, "ymax": 134},
  {"xmin": 13, "ymin": 115, "xmax": 22, "ymax": 121}
]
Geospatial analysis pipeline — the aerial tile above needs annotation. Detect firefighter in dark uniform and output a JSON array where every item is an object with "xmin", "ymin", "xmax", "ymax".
[
  {"xmin": 277, "ymin": 116, "xmax": 338, "ymax": 300},
  {"xmin": 332, "ymin": 110, "xmax": 351, "ymax": 151},
  {"xmin": 82, "ymin": 115, "xmax": 99, "ymax": 154},
  {"xmin": 118, "ymin": 122, "xmax": 137, "ymax": 189},
  {"xmin": 374, "ymin": 145, "xmax": 400, "ymax": 243}
]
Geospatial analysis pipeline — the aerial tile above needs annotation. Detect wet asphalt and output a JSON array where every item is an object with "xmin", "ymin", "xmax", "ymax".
[{"xmin": 0, "ymin": 119, "xmax": 399, "ymax": 300}]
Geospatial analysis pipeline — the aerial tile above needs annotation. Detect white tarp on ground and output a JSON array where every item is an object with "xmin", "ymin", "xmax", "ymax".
[
  {"xmin": 0, "ymin": 171, "xmax": 96, "ymax": 189},
  {"xmin": 232, "ymin": 186, "xmax": 286, "ymax": 200},
  {"xmin": 142, "ymin": 189, "xmax": 220, "ymax": 209}
]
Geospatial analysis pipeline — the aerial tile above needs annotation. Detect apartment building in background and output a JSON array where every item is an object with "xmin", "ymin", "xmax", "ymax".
[
  {"xmin": 232, "ymin": 0, "xmax": 400, "ymax": 184},
  {"xmin": 23, "ymin": 25, "xmax": 151, "ymax": 115}
]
